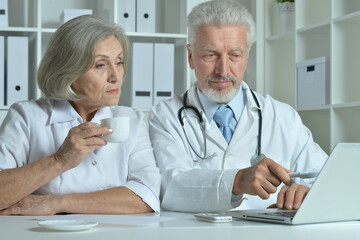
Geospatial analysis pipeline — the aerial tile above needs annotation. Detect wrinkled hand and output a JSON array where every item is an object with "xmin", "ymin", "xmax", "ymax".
[
  {"xmin": 267, "ymin": 183, "xmax": 310, "ymax": 210},
  {"xmin": 54, "ymin": 122, "xmax": 112, "ymax": 169},
  {"xmin": 233, "ymin": 158, "xmax": 292, "ymax": 199},
  {"xmin": 0, "ymin": 195, "xmax": 60, "ymax": 216}
]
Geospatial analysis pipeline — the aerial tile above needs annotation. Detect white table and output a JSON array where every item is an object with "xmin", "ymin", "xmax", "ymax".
[{"xmin": 1, "ymin": 211, "xmax": 360, "ymax": 240}]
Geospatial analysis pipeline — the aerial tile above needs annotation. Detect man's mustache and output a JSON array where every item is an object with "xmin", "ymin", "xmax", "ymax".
[{"xmin": 206, "ymin": 75, "xmax": 238, "ymax": 84}]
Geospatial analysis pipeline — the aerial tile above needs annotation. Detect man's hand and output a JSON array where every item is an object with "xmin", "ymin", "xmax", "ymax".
[
  {"xmin": 273, "ymin": 183, "xmax": 310, "ymax": 210},
  {"xmin": 0, "ymin": 195, "xmax": 60, "ymax": 216},
  {"xmin": 232, "ymin": 158, "xmax": 292, "ymax": 199}
]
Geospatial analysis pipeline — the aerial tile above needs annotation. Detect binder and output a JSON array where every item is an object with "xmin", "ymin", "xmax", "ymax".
[
  {"xmin": 0, "ymin": 0, "xmax": 8, "ymax": 27},
  {"xmin": 0, "ymin": 36, "xmax": 4, "ymax": 105},
  {"xmin": 131, "ymin": 42, "xmax": 153, "ymax": 108},
  {"xmin": 0, "ymin": 109, "xmax": 6, "ymax": 124},
  {"xmin": 136, "ymin": 0, "xmax": 155, "ymax": 33},
  {"xmin": 117, "ymin": 0, "xmax": 136, "ymax": 32},
  {"xmin": 153, "ymin": 43, "xmax": 174, "ymax": 105},
  {"xmin": 60, "ymin": 9, "xmax": 93, "ymax": 24},
  {"xmin": 6, "ymin": 36, "xmax": 28, "ymax": 106}
]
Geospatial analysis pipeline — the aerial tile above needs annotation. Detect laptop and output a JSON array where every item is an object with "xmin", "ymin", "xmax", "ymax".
[{"xmin": 227, "ymin": 143, "xmax": 360, "ymax": 225}]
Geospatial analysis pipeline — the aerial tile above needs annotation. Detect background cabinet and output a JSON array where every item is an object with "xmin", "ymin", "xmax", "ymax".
[
  {"xmin": 1, "ymin": 0, "xmax": 190, "ymax": 111},
  {"xmin": 0, "ymin": 0, "xmax": 258, "ymax": 120},
  {"xmin": 4, "ymin": 0, "xmax": 359, "ymax": 155},
  {"xmin": 260, "ymin": 0, "xmax": 360, "ymax": 154},
  {"xmin": 0, "ymin": 0, "xmax": 194, "ymax": 112},
  {"xmin": 5, "ymin": 0, "xmax": 352, "ymax": 155}
]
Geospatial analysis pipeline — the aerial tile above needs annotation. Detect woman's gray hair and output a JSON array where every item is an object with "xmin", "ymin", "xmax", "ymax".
[
  {"xmin": 187, "ymin": 0, "xmax": 256, "ymax": 50},
  {"xmin": 37, "ymin": 15, "xmax": 130, "ymax": 100}
]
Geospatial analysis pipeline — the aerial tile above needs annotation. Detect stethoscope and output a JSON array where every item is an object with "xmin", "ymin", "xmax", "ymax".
[{"xmin": 177, "ymin": 88, "xmax": 265, "ymax": 165}]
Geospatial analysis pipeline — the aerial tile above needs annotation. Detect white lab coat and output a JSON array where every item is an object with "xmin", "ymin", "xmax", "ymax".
[
  {"xmin": 149, "ymin": 82, "xmax": 327, "ymax": 212},
  {"xmin": 0, "ymin": 98, "xmax": 161, "ymax": 212}
]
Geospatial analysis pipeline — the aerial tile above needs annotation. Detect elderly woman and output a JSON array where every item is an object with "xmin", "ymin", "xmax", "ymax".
[{"xmin": 0, "ymin": 15, "xmax": 160, "ymax": 215}]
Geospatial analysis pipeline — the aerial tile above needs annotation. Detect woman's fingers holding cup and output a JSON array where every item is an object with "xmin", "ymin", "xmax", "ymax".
[
  {"xmin": 54, "ymin": 123, "xmax": 112, "ymax": 169},
  {"xmin": 78, "ymin": 122, "xmax": 113, "ymax": 139}
]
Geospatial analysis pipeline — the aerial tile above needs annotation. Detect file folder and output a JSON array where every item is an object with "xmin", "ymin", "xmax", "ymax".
[
  {"xmin": 0, "ymin": 110, "xmax": 6, "ymax": 124},
  {"xmin": 131, "ymin": 42, "xmax": 153, "ymax": 108},
  {"xmin": 0, "ymin": 0, "xmax": 8, "ymax": 27},
  {"xmin": 0, "ymin": 36, "xmax": 4, "ymax": 106},
  {"xmin": 118, "ymin": 0, "xmax": 136, "ymax": 32},
  {"xmin": 153, "ymin": 43, "xmax": 174, "ymax": 105},
  {"xmin": 6, "ymin": 36, "xmax": 28, "ymax": 106},
  {"xmin": 136, "ymin": 0, "xmax": 155, "ymax": 33},
  {"xmin": 60, "ymin": 9, "xmax": 93, "ymax": 24}
]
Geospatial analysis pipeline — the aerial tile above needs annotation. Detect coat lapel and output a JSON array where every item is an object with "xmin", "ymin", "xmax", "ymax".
[{"xmin": 229, "ymin": 86, "xmax": 261, "ymax": 149}]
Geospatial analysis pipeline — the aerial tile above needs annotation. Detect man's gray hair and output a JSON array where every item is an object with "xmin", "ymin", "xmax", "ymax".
[
  {"xmin": 37, "ymin": 15, "xmax": 130, "ymax": 100},
  {"xmin": 187, "ymin": 0, "xmax": 256, "ymax": 50}
]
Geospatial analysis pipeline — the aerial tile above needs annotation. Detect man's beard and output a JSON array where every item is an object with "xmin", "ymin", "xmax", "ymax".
[{"xmin": 202, "ymin": 75, "xmax": 240, "ymax": 103}]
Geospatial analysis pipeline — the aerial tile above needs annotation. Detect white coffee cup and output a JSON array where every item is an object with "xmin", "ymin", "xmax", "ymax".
[{"xmin": 100, "ymin": 117, "xmax": 130, "ymax": 142}]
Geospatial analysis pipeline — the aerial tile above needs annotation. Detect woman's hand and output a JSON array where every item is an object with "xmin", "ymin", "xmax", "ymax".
[
  {"xmin": 0, "ymin": 195, "xmax": 60, "ymax": 216},
  {"xmin": 0, "ymin": 187, "xmax": 154, "ymax": 215},
  {"xmin": 53, "ymin": 122, "xmax": 112, "ymax": 170}
]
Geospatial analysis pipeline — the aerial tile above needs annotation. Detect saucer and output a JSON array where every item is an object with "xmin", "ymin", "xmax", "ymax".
[{"xmin": 38, "ymin": 220, "xmax": 98, "ymax": 231}]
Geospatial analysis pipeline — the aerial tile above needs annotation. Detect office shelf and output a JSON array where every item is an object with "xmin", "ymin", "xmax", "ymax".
[
  {"xmin": 260, "ymin": 0, "xmax": 360, "ymax": 153},
  {"xmin": 0, "ymin": 0, "xmax": 259, "ymax": 113},
  {"xmin": 0, "ymin": 0, "xmax": 196, "ymax": 109}
]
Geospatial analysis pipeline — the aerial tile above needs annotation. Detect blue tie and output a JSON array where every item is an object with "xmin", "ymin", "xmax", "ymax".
[{"xmin": 213, "ymin": 106, "xmax": 234, "ymax": 144}]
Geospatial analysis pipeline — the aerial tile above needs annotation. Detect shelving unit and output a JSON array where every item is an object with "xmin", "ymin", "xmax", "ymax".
[
  {"xmin": 0, "ymin": 0, "xmax": 259, "ymax": 122},
  {"xmin": 260, "ymin": 0, "xmax": 360, "ymax": 154},
  {"xmin": 0, "ymin": 0, "xmax": 191, "ymax": 113},
  {"xmin": 2, "ymin": 0, "xmax": 358, "ymax": 155}
]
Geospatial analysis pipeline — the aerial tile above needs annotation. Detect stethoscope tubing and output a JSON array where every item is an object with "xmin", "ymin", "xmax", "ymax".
[{"xmin": 177, "ymin": 88, "xmax": 263, "ymax": 161}]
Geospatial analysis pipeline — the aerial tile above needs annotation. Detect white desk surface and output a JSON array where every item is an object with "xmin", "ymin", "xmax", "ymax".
[{"xmin": 1, "ymin": 211, "xmax": 359, "ymax": 240}]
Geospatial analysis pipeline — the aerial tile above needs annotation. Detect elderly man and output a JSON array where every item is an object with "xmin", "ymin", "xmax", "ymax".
[{"xmin": 149, "ymin": 0, "xmax": 327, "ymax": 212}]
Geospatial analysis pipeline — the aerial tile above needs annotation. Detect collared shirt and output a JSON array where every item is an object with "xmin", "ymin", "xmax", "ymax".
[
  {"xmin": 0, "ymin": 98, "xmax": 161, "ymax": 212},
  {"xmin": 196, "ymin": 83, "xmax": 247, "ymax": 132}
]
